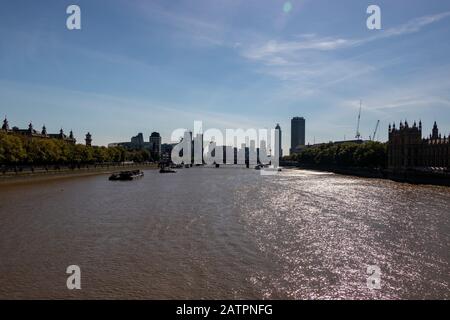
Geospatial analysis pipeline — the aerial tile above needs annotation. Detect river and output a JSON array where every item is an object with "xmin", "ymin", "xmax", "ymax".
[{"xmin": 0, "ymin": 168, "xmax": 448, "ymax": 299}]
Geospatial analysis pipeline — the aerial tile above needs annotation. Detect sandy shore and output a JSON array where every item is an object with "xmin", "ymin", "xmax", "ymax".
[{"xmin": 0, "ymin": 164, "xmax": 158, "ymax": 186}]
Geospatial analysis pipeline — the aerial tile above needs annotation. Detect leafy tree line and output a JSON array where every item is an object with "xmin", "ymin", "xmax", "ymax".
[
  {"xmin": 285, "ymin": 141, "xmax": 387, "ymax": 168},
  {"xmin": 0, "ymin": 132, "xmax": 153, "ymax": 165}
]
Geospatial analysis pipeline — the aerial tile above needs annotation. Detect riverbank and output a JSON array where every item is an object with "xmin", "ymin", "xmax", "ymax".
[
  {"xmin": 0, "ymin": 163, "xmax": 158, "ymax": 185},
  {"xmin": 284, "ymin": 164, "xmax": 450, "ymax": 187}
]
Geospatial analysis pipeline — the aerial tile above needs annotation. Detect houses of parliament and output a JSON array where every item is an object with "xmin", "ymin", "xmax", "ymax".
[
  {"xmin": 1, "ymin": 117, "xmax": 93, "ymax": 146},
  {"xmin": 388, "ymin": 121, "xmax": 449, "ymax": 169}
]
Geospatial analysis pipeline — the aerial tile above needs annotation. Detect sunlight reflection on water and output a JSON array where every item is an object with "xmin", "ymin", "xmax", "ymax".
[{"xmin": 0, "ymin": 168, "xmax": 449, "ymax": 299}]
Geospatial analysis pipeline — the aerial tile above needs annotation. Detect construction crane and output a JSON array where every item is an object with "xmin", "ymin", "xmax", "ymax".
[
  {"xmin": 371, "ymin": 120, "xmax": 380, "ymax": 141},
  {"xmin": 355, "ymin": 100, "xmax": 362, "ymax": 140}
]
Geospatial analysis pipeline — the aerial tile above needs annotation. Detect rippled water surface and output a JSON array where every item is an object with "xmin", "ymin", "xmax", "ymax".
[{"xmin": 0, "ymin": 168, "xmax": 449, "ymax": 299}]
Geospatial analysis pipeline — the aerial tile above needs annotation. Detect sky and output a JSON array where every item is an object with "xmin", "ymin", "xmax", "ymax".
[{"xmin": 1, "ymin": 0, "xmax": 450, "ymax": 153}]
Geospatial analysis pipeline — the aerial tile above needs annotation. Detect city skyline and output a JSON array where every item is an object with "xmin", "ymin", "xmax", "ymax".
[
  {"xmin": 1, "ymin": 1, "xmax": 450, "ymax": 304},
  {"xmin": 1, "ymin": 0, "xmax": 450, "ymax": 153},
  {"xmin": 4, "ymin": 114, "xmax": 450, "ymax": 156}
]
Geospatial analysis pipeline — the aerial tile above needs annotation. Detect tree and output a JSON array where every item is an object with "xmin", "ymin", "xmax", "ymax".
[
  {"xmin": 295, "ymin": 141, "xmax": 387, "ymax": 168},
  {"xmin": 0, "ymin": 133, "xmax": 27, "ymax": 164},
  {"xmin": 93, "ymin": 146, "xmax": 109, "ymax": 163},
  {"xmin": 26, "ymin": 139, "xmax": 60, "ymax": 164},
  {"xmin": 0, "ymin": 132, "xmax": 152, "ymax": 165}
]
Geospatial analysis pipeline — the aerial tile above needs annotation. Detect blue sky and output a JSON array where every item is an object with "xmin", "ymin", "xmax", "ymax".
[{"xmin": 1, "ymin": 0, "xmax": 450, "ymax": 152}]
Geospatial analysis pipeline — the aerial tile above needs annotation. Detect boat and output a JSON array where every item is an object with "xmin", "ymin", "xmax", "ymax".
[
  {"xmin": 160, "ymin": 168, "xmax": 176, "ymax": 173},
  {"xmin": 259, "ymin": 166, "xmax": 283, "ymax": 175},
  {"xmin": 109, "ymin": 170, "xmax": 144, "ymax": 181}
]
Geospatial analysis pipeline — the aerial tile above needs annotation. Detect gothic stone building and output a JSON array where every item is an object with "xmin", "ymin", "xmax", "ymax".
[
  {"xmin": 388, "ymin": 121, "xmax": 450, "ymax": 169},
  {"xmin": 1, "ymin": 117, "xmax": 94, "ymax": 146}
]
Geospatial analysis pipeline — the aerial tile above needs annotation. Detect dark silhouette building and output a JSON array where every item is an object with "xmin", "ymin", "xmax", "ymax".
[
  {"xmin": 1, "ymin": 117, "xmax": 77, "ymax": 144},
  {"xmin": 131, "ymin": 133, "xmax": 145, "ymax": 148},
  {"xmin": 161, "ymin": 143, "xmax": 177, "ymax": 162},
  {"xmin": 109, "ymin": 132, "xmax": 146, "ymax": 149},
  {"xmin": 388, "ymin": 121, "xmax": 449, "ymax": 169},
  {"xmin": 109, "ymin": 131, "xmax": 162, "ymax": 156},
  {"xmin": 290, "ymin": 117, "xmax": 306, "ymax": 154},
  {"xmin": 275, "ymin": 123, "xmax": 282, "ymax": 159},
  {"xmin": 150, "ymin": 132, "xmax": 161, "ymax": 156},
  {"xmin": 85, "ymin": 132, "xmax": 92, "ymax": 146}
]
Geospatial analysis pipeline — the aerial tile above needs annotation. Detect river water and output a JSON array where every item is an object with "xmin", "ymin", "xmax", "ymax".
[{"xmin": 0, "ymin": 168, "xmax": 448, "ymax": 299}]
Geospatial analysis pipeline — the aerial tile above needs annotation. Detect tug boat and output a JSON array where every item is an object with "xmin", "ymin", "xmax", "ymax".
[
  {"xmin": 159, "ymin": 162, "xmax": 177, "ymax": 173},
  {"xmin": 109, "ymin": 170, "xmax": 144, "ymax": 181}
]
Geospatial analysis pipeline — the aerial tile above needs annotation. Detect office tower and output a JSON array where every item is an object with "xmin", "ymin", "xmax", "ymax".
[
  {"xmin": 275, "ymin": 123, "xmax": 282, "ymax": 159},
  {"xmin": 150, "ymin": 132, "xmax": 162, "ymax": 156},
  {"xmin": 131, "ymin": 133, "xmax": 145, "ymax": 148},
  {"xmin": 291, "ymin": 117, "xmax": 305, "ymax": 153}
]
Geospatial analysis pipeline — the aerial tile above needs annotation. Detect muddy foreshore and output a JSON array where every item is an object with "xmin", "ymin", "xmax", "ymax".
[{"xmin": 0, "ymin": 163, "xmax": 158, "ymax": 186}]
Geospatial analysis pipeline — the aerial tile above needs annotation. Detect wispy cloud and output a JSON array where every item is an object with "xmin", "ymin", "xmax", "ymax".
[
  {"xmin": 2, "ymin": 1, "xmax": 449, "ymax": 147},
  {"xmin": 333, "ymin": 64, "xmax": 450, "ymax": 140},
  {"xmin": 234, "ymin": 10, "xmax": 450, "ymax": 103},
  {"xmin": 380, "ymin": 11, "xmax": 450, "ymax": 38},
  {"xmin": 241, "ymin": 11, "xmax": 450, "ymax": 65},
  {"xmin": 132, "ymin": 0, "xmax": 231, "ymax": 48}
]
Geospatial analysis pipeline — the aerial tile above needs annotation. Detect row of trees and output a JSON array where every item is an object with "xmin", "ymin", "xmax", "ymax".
[
  {"xmin": 0, "ymin": 132, "xmax": 154, "ymax": 165},
  {"xmin": 286, "ymin": 141, "xmax": 387, "ymax": 168}
]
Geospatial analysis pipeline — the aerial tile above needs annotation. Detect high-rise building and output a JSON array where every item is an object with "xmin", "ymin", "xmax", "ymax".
[
  {"xmin": 194, "ymin": 133, "xmax": 203, "ymax": 164},
  {"xmin": 291, "ymin": 117, "xmax": 305, "ymax": 154},
  {"xmin": 109, "ymin": 131, "xmax": 159, "ymax": 151},
  {"xmin": 275, "ymin": 123, "xmax": 282, "ymax": 159},
  {"xmin": 131, "ymin": 133, "xmax": 145, "ymax": 148},
  {"xmin": 150, "ymin": 132, "xmax": 162, "ymax": 157}
]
